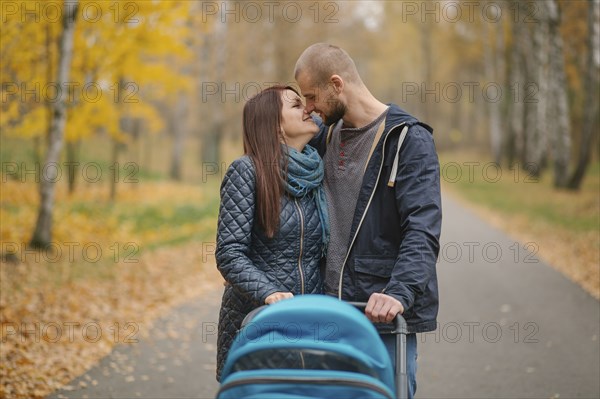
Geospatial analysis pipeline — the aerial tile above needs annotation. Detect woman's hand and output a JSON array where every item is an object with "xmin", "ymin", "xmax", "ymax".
[{"xmin": 265, "ymin": 292, "xmax": 294, "ymax": 305}]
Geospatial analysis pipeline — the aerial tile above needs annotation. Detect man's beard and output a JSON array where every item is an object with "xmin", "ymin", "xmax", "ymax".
[{"xmin": 324, "ymin": 98, "xmax": 346, "ymax": 126}]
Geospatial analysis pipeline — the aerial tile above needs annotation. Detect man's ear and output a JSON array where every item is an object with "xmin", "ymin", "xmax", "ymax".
[{"xmin": 330, "ymin": 75, "xmax": 344, "ymax": 94}]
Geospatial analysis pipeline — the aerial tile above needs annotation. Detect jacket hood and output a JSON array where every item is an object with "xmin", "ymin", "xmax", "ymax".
[{"xmin": 385, "ymin": 104, "xmax": 433, "ymax": 134}]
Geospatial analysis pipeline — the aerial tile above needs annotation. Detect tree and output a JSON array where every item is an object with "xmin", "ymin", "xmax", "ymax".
[
  {"xmin": 420, "ymin": 19, "xmax": 433, "ymax": 123},
  {"xmin": 568, "ymin": 0, "xmax": 600, "ymax": 190},
  {"xmin": 546, "ymin": 0, "xmax": 571, "ymax": 188},
  {"xmin": 30, "ymin": 0, "xmax": 79, "ymax": 248},
  {"xmin": 483, "ymin": 2, "xmax": 505, "ymax": 165},
  {"xmin": 169, "ymin": 95, "xmax": 188, "ymax": 181},
  {"xmin": 199, "ymin": 21, "xmax": 227, "ymax": 166},
  {"xmin": 524, "ymin": 2, "xmax": 549, "ymax": 177},
  {"xmin": 0, "ymin": 1, "xmax": 196, "ymax": 245},
  {"xmin": 506, "ymin": 2, "xmax": 526, "ymax": 167}
]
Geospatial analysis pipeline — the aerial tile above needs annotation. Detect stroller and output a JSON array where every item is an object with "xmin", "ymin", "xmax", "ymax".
[{"xmin": 216, "ymin": 295, "xmax": 407, "ymax": 399}]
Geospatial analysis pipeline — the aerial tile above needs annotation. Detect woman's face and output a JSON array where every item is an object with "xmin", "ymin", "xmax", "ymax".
[{"xmin": 280, "ymin": 89, "xmax": 319, "ymax": 149}]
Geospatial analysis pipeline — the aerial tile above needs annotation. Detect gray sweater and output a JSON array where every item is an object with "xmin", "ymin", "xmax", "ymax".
[{"xmin": 323, "ymin": 109, "xmax": 388, "ymax": 295}]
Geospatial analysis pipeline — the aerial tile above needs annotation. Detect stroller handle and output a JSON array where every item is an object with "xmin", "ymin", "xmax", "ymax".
[
  {"xmin": 348, "ymin": 301, "xmax": 409, "ymax": 399},
  {"xmin": 242, "ymin": 300, "xmax": 409, "ymax": 334},
  {"xmin": 347, "ymin": 301, "xmax": 408, "ymax": 335}
]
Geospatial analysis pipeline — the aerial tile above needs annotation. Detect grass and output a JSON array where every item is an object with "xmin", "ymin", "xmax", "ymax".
[
  {"xmin": 0, "ymin": 133, "xmax": 228, "ymax": 290},
  {"xmin": 0, "ymin": 178, "xmax": 220, "ymax": 269},
  {"xmin": 439, "ymin": 150, "xmax": 600, "ymax": 298},
  {"xmin": 443, "ymin": 156, "xmax": 599, "ymax": 232}
]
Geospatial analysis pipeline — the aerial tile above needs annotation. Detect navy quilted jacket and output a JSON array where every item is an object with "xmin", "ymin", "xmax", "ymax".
[{"xmin": 215, "ymin": 156, "xmax": 323, "ymax": 381}]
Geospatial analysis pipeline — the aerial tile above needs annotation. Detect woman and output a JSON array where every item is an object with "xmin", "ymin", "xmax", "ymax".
[{"xmin": 215, "ymin": 86, "xmax": 328, "ymax": 381}]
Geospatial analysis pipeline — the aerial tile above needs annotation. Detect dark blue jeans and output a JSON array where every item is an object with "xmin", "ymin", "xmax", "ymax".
[{"xmin": 381, "ymin": 333, "xmax": 417, "ymax": 399}]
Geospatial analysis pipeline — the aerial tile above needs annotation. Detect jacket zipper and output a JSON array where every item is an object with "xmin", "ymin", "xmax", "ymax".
[
  {"xmin": 294, "ymin": 198, "xmax": 305, "ymax": 295},
  {"xmin": 218, "ymin": 375, "xmax": 393, "ymax": 399},
  {"xmin": 337, "ymin": 123, "xmax": 407, "ymax": 299}
]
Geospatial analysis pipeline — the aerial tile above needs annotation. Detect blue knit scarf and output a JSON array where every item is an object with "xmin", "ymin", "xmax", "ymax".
[{"xmin": 283, "ymin": 144, "xmax": 329, "ymax": 254}]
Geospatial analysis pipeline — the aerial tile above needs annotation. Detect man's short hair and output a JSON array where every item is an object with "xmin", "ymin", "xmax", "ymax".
[{"xmin": 294, "ymin": 43, "xmax": 361, "ymax": 87}]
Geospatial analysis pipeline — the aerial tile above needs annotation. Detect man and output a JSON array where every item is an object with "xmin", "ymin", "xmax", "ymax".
[{"xmin": 295, "ymin": 43, "xmax": 442, "ymax": 398}]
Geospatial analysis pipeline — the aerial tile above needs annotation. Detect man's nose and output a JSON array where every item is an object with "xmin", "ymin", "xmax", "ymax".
[{"xmin": 305, "ymin": 102, "xmax": 315, "ymax": 113}]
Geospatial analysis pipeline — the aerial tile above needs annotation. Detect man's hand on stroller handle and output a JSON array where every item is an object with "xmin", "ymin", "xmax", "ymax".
[
  {"xmin": 365, "ymin": 293, "xmax": 405, "ymax": 324},
  {"xmin": 265, "ymin": 292, "xmax": 294, "ymax": 304}
]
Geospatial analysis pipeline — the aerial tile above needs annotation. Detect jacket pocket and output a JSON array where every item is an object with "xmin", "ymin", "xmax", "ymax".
[{"xmin": 353, "ymin": 256, "xmax": 395, "ymax": 300}]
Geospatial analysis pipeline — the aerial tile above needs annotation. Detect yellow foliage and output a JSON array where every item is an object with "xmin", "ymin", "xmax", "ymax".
[
  {"xmin": 0, "ymin": 102, "xmax": 23, "ymax": 131},
  {"xmin": 1, "ymin": 0, "xmax": 195, "ymax": 142},
  {"xmin": 6, "ymin": 107, "xmax": 48, "ymax": 139}
]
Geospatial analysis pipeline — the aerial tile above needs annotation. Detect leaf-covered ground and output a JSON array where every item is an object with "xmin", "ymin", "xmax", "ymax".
[
  {"xmin": 1, "ymin": 180, "xmax": 224, "ymax": 398},
  {"xmin": 1, "ymin": 243, "xmax": 224, "ymax": 398}
]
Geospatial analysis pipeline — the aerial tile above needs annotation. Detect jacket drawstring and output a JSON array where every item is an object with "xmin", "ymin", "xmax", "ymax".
[{"xmin": 387, "ymin": 125, "xmax": 409, "ymax": 187}]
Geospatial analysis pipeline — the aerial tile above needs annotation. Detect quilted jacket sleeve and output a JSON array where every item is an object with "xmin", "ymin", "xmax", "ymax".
[{"xmin": 215, "ymin": 157, "xmax": 283, "ymax": 304}]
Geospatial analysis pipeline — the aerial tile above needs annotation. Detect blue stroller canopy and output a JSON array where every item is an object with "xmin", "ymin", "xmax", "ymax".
[{"xmin": 218, "ymin": 295, "xmax": 395, "ymax": 399}]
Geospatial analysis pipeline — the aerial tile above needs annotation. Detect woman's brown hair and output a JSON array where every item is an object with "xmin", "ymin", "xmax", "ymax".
[{"xmin": 242, "ymin": 85, "xmax": 299, "ymax": 238}]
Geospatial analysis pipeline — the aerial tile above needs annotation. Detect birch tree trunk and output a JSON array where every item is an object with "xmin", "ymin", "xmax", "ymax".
[
  {"xmin": 109, "ymin": 137, "xmax": 121, "ymax": 202},
  {"xmin": 41, "ymin": 20, "xmax": 54, "ymax": 164},
  {"xmin": 521, "ymin": 5, "xmax": 547, "ymax": 176},
  {"xmin": 131, "ymin": 118, "xmax": 141, "ymax": 191},
  {"xmin": 568, "ymin": 0, "xmax": 600, "ymax": 190},
  {"xmin": 30, "ymin": 0, "xmax": 79, "ymax": 249},
  {"xmin": 200, "ymin": 21, "xmax": 226, "ymax": 166},
  {"xmin": 420, "ymin": 21, "xmax": 432, "ymax": 122},
  {"xmin": 196, "ymin": 30, "xmax": 210, "ymax": 165},
  {"xmin": 506, "ymin": 3, "xmax": 525, "ymax": 166},
  {"xmin": 483, "ymin": 14, "xmax": 502, "ymax": 165},
  {"xmin": 110, "ymin": 78, "xmax": 129, "ymax": 202},
  {"xmin": 528, "ymin": 3, "xmax": 549, "ymax": 177},
  {"xmin": 495, "ymin": 10, "xmax": 506, "ymax": 163},
  {"xmin": 66, "ymin": 140, "xmax": 80, "ymax": 195},
  {"xmin": 546, "ymin": 0, "xmax": 571, "ymax": 188},
  {"xmin": 169, "ymin": 95, "xmax": 188, "ymax": 181}
]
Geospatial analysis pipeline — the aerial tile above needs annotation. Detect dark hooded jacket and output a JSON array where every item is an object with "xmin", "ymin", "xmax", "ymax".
[{"xmin": 310, "ymin": 104, "xmax": 442, "ymax": 333}]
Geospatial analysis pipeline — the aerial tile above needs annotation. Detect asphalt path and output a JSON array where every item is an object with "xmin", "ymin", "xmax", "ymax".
[
  {"xmin": 417, "ymin": 195, "xmax": 599, "ymax": 398},
  {"xmin": 49, "ymin": 195, "xmax": 600, "ymax": 398}
]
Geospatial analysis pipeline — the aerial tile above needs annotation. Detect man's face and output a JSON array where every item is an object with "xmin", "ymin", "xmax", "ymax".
[{"xmin": 297, "ymin": 72, "xmax": 346, "ymax": 126}]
